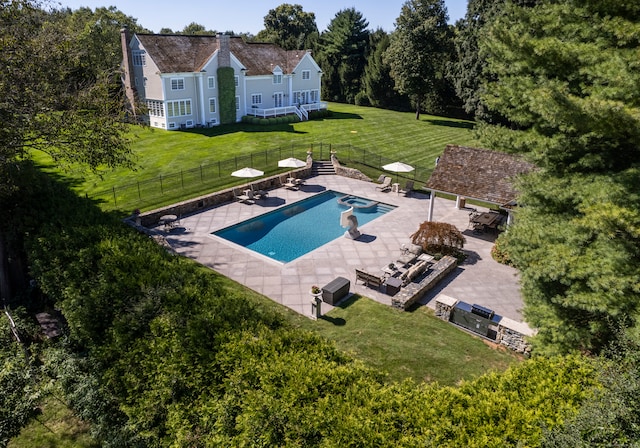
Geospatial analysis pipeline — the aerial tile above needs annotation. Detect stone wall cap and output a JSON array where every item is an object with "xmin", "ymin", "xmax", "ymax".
[
  {"xmin": 499, "ymin": 317, "xmax": 536, "ymax": 336},
  {"xmin": 435, "ymin": 293, "xmax": 458, "ymax": 307}
]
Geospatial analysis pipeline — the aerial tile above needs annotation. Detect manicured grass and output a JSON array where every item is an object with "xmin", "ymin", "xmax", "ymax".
[
  {"xmin": 8, "ymin": 395, "xmax": 97, "ymax": 448},
  {"xmin": 295, "ymin": 295, "xmax": 521, "ymax": 386},
  {"xmin": 32, "ymin": 103, "xmax": 477, "ymax": 212},
  {"xmin": 218, "ymin": 276, "xmax": 521, "ymax": 386}
]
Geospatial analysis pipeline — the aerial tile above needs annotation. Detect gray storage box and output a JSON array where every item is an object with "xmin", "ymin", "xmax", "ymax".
[{"xmin": 322, "ymin": 277, "xmax": 350, "ymax": 305}]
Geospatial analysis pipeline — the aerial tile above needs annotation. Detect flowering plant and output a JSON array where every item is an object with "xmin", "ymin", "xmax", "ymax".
[
  {"xmin": 388, "ymin": 263, "xmax": 396, "ymax": 270},
  {"xmin": 311, "ymin": 285, "xmax": 321, "ymax": 294}
]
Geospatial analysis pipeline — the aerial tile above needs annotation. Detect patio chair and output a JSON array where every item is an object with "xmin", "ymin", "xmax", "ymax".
[
  {"xmin": 375, "ymin": 176, "xmax": 392, "ymax": 192},
  {"xmin": 467, "ymin": 209, "xmax": 480, "ymax": 229},
  {"xmin": 234, "ymin": 188, "xmax": 253, "ymax": 204},
  {"xmin": 250, "ymin": 184, "xmax": 268, "ymax": 200},
  {"xmin": 400, "ymin": 180, "xmax": 414, "ymax": 195}
]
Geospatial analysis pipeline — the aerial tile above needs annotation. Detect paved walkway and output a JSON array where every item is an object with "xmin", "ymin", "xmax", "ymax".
[{"xmin": 160, "ymin": 175, "xmax": 524, "ymax": 322}]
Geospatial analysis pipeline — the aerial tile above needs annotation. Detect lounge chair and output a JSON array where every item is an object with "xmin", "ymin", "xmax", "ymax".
[
  {"xmin": 283, "ymin": 176, "xmax": 299, "ymax": 190},
  {"xmin": 250, "ymin": 184, "xmax": 268, "ymax": 200},
  {"xmin": 234, "ymin": 188, "xmax": 253, "ymax": 204},
  {"xmin": 400, "ymin": 180, "xmax": 414, "ymax": 195},
  {"xmin": 375, "ymin": 176, "xmax": 392, "ymax": 192}
]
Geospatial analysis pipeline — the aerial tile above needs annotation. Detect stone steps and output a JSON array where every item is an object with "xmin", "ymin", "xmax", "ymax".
[{"xmin": 311, "ymin": 161, "xmax": 335, "ymax": 175}]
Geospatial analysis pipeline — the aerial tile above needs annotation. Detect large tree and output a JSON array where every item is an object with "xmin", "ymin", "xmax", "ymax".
[
  {"xmin": 384, "ymin": 0, "xmax": 452, "ymax": 119},
  {"xmin": 316, "ymin": 8, "xmax": 370, "ymax": 104},
  {"xmin": 257, "ymin": 3, "xmax": 318, "ymax": 50},
  {"xmin": 480, "ymin": 0, "xmax": 640, "ymax": 354},
  {"xmin": 0, "ymin": 1, "xmax": 136, "ymax": 304},
  {"xmin": 361, "ymin": 29, "xmax": 410, "ymax": 110},
  {"xmin": 450, "ymin": 0, "xmax": 540, "ymax": 122}
]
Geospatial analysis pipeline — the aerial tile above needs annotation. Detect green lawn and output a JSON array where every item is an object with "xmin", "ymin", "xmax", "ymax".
[
  {"xmin": 9, "ymin": 395, "xmax": 98, "ymax": 448},
  {"xmin": 221, "ymin": 278, "xmax": 521, "ymax": 387},
  {"xmin": 32, "ymin": 102, "xmax": 478, "ymax": 212},
  {"xmin": 293, "ymin": 295, "xmax": 520, "ymax": 386}
]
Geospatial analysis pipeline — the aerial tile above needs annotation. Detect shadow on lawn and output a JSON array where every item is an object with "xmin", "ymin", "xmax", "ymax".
[{"xmin": 424, "ymin": 118, "xmax": 475, "ymax": 130}]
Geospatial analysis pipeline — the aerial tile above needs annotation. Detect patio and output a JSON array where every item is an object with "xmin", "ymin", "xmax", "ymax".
[{"xmin": 159, "ymin": 174, "xmax": 524, "ymax": 321}]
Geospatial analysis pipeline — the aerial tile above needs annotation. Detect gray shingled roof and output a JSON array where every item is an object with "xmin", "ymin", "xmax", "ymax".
[
  {"xmin": 425, "ymin": 145, "xmax": 536, "ymax": 206},
  {"xmin": 136, "ymin": 34, "xmax": 309, "ymax": 75}
]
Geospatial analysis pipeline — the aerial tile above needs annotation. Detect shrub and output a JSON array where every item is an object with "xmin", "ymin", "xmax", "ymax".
[{"xmin": 410, "ymin": 221, "xmax": 466, "ymax": 257}]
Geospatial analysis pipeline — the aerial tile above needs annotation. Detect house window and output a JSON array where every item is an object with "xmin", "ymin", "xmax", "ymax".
[
  {"xmin": 292, "ymin": 91, "xmax": 301, "ymax": 104},
  {"xmin": 302, "ymin": 70, "xmax": 310, "ymax": 80},
  {"xmin": 251, "ymin": 94, "xmax": 262, "ymax": 106},
  {"xmin": 208, "ymin": 77, "xmax": 215, "ymax": 89},
  {"xmin": 171, "ymin": 78, "xmax": 185, "ymax": 91},
  {"xmin": 273, "ymin": 74, "xmax": 282, "ymax": 84},
  {"xmin": 146, "ymin": 100, "xmax": 164, "ymax": 117},
  {"xmin": 132, "ymin": 50, "xmax": 146, "ymax": 66},
  {"xmin": 166, "ymin": 99, "xmax": 192, "ymax": 117},
  {"xmin": 209, "ymin": 98, "xmax": 217, "ymax": 113},
  {"xmin": 234, "ymin": 75, "xmax": 239, "ymax": 87},
  {"xmin": 235, "ymin": 96, "xmax": 240, "ymax": 110},
  {"xmin": 310, "ymin": 90, "xmax": 319, "ymax": 102}
]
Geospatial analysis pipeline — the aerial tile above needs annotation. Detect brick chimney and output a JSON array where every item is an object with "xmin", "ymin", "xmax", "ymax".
[
  {"xmin": 217, "ymin": 33, "xmax": 230, "ymax": 67},
  {"xmin": 120, "ymin": 27, "xmax": 137, "ymax": 115}
]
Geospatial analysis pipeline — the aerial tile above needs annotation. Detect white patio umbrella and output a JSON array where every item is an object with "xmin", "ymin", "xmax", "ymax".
[
  {"xmin": 382, "ymin": 161, "xmax": 414, "ymax": 189},
  {"xmin": 231, "ymin": 167, "xmax": 264, "ymax": 178},
  {"xmin": 278, "ymin": 157, "xmax": 306, "ymax": 177}
]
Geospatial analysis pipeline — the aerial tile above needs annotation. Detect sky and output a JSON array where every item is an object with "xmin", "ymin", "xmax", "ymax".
[{"xmin": 54, "ymin": 0, "xmax": 468, "ymax": 34}]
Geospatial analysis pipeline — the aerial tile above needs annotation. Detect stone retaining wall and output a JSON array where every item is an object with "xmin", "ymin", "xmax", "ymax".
[
  {"xmin": 331, "ymin": 152, "xmax": 372, "ymax": 182},
  {"xmin": 391, "ymin": 255, "xmax": 458, "ymax": 310},
  {"xmin": 133, "ymin": 165, "xmax": 312, "ymax": 228},
  {"xmin": 433, "ymin": 294, "xmax": 535, "ymax": 355}
]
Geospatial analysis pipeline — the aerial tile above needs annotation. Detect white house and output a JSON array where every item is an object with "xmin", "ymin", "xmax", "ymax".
[{"xmin": 120, "ymin": 29, "xmax": 326, "ymax": 130}]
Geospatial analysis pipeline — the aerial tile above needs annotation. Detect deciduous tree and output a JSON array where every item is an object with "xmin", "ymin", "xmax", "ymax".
[
  {"xmin": 384, "ymin": 0, "xmax": 453, "ymax": 119},
  {"xmin": 257, "ymin": 3, "xmax": 318, "ymax": 50}
]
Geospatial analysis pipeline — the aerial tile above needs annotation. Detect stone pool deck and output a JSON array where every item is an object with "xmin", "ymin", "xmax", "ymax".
[{"xmin": 158, "ymin": 174, "xmax": 524, "ymax": 322}]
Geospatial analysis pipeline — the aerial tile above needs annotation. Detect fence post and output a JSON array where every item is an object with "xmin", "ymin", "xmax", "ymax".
[
  {"xmin": 137, "ymin": 181, "xmax": 141, "ymax": 200},
  {"xmin": 181, "ymin": 170, "xmax": 184, "ymax": 189},
  {"xmin": 218, "ymin": 161, "xmax": 221, "ymax": 177},
  {"xmin": 112, "ymin": 187, "xmax": 117, "ymax": 206},
  {"xmin": 200, "ymin": 164, "xmax": 203, "ymax": 182},
  {"xmin": 160, "ymin": 175, "xmax": 163, "ymax": 195}
]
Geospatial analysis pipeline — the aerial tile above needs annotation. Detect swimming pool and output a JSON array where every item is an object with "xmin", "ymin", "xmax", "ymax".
[{"xmin": 213, "ymin": 190, "xmax": 396, "ymax": 263}]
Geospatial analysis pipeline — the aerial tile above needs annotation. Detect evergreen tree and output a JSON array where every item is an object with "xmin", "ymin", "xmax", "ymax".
[
  {"xmin": 317, "ymin": 8, "xmax": 370, "ymax": 103},
  {"xmin": 384, "ymin": 0, "xmax": 453, "ymax": 119},
  {"xmin": 362, "ymin": 29, "xmax": 410, "ymax": 110},
  {"xmin": 480, "ymin": 1, "xmax": 640, "ymax": 353}
]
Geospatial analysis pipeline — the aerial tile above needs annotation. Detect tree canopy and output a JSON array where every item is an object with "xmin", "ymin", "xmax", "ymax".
[
  {"xmin": 480, "ymin": 0, "xmax": 640, "ymax": 354},
  {"xmin": 385, "ymin": 0, "xmax": 453, "ymax": 119},
  {"xmin": 0, "ymin": 0, "xmax": 136, "ymax": 190},
  {"xmin": 316, "ymin": 8, "xmax": 370, "ymax": 104},
  {"xmin": 257, "ymin": 3, "xmax": 318, "ymax": 50}
]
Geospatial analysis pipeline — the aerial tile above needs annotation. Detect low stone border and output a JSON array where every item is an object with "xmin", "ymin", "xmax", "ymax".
[
  {"xmin": 331, "ymin": 152, "xmax": 372, "ymax": 182},
  {"xmin": 391, "ymin": 255, "xmax": 458, "ymax": 310},
  {"xmin": 130, "ymin": 162, "xmax": 313, "ymax": 228},
  {"xmin": 434, "ymin": 294, "xmax": 535, "ymax": 355}
]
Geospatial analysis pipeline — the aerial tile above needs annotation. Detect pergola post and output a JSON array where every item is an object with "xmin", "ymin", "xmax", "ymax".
[{"xmin": 427, "ymin": 190, "xmax": 435, "ymax": 221}]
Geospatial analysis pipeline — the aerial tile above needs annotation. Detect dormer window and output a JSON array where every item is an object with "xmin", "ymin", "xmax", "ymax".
[
  {"xmin": 302, "ymin": 70, "xmax": 310, "ymax": 80},
  {"xmin": 273, "ymin": 73, "xmax": 282, "ymax": 84},
  {"xmin": 133, "ymin": 50, "xmax": 146, "ymax": 66}
]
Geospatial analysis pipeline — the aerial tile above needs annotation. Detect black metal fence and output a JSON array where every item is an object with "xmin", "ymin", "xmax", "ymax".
[{"xmin": 90, "ymin": 142, "xmax": 434, "ymax": 211}]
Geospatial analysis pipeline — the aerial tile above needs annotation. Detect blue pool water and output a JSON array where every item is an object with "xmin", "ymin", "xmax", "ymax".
[{"xmin": 213, "ymin": 190, "xmax": 395, "ymax": 263}]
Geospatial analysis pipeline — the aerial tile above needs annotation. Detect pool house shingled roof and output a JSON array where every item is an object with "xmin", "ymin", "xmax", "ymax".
[{"xmin": 425, "ymin": 145, "xmax": 536, "ymax": 206}]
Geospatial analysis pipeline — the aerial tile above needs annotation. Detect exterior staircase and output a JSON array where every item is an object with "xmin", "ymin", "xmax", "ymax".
[{"xmin": 311, "ymin": 160, "xmax": 335, "ymax": 176}]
